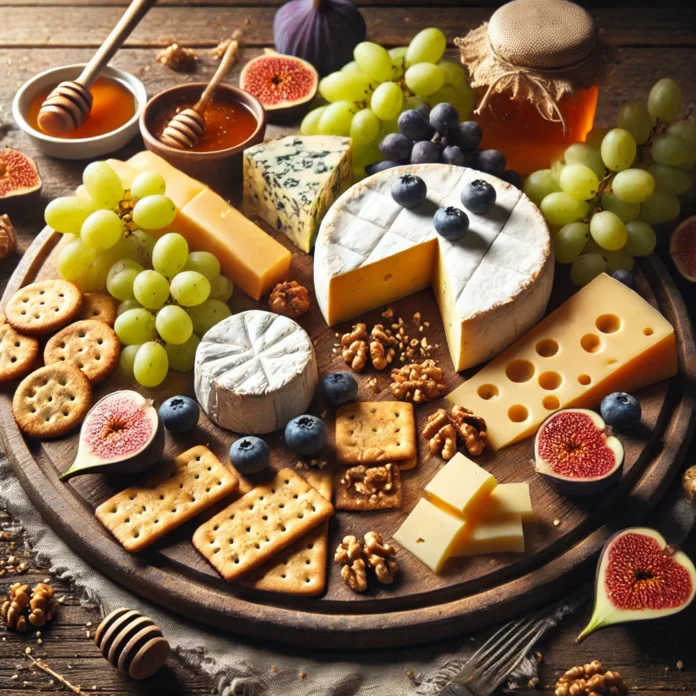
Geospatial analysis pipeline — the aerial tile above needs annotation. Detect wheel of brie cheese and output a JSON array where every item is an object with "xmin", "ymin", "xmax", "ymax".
[
  {"xmin": 194, "ymin": 310, "xmax": 318, "ymax": 434},
  {"xmin": 314, "ymin": 164, "xmax": 554, "ymax": 372}
]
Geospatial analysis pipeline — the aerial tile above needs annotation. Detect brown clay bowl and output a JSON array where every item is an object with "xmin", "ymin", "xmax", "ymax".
[{"xmin": 139, "ymin": 83, "xmax": 266, "ymax": 195}]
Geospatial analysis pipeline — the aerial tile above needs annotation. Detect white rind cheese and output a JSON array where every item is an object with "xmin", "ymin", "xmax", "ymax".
[
  {"xmin": 243, "ymin": 135, "xmax": 353, "ymax": 253},
  {"xmin": 194, "ymin": 310, "xmax": 318, "ymax": 434},
  {"xmin": 314, "ymin": 164, "xmax": 554, "ymax": 371}
]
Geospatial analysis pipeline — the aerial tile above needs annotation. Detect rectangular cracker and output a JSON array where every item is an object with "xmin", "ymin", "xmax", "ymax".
[
  {"xmin": 95, "ymin": 446, "xmax": 239, "ymax": 553},
  {"xmin": 395, "ymin": 454, "xmax": 417, "ymax": 471},
  {"xmin": 335, "ymin": 402, "xmax": 416, "ymax": 464},
  {"xmin": 192, "ymin": 467, "xmax": 334, "ymax": 582},
  {"xmin": 334, "ymin": 462, "xmax": 402, "ymax": 511},
  {"xmin": 244, "ymin": 469, "xmax": 333, "ymax": 596}
]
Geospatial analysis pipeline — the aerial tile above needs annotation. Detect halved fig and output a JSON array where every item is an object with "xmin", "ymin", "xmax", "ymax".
[
  {"xmin": 534, "ymin": 408, "xmax": 623, "ymax": 496},
  {"xmin": 577, "ymin": 527, "xmax": 696, "ymax": 642},
  {"xmin": 670, "ymin": 215, "xmax": 696, "ymax": 282},
  {"xmin": 61, "ymin": 390, "xmax": 164, "ymax": 481},
  {"xmin": 0, "ymin": 149, "xmax": 42, "ymax": 200}
]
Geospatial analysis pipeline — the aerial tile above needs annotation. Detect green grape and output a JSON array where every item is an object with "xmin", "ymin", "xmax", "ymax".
[
  {"xmin": 186, "ymin": 299, "xmax": 232, "ymax": 336},
  {"xmin": 600, "ymin": 193, "xmax": 640, "ymax": 222},
  {"xmin": 624, "ymin": 220, "xmax": 656, "ymax": 256},
  {"xmin": 370, "ymin": 82, "xmax": 403, "ymax": 121},
  {"xmin": 639, "ymin": 190, "xmax": 680, "ymax": 225},
  {"xmin": 406, "ymin": 28, "xmax": 446, "ymax": 66},
  {"xmin": 350, "ymin": 108, "xmax": 381, "ymax": 146},
  {"xmin": 133, "ymin": 342, "xmax": 169, "ymax": 388},
  {"xmin": 300, "ymin": 106, "xmax": 328, "ymax": 136},
  {"xmin": 559, "ymin": 163, "xmax": 599, "ymax": 201},
  {"xmin": 616, "ymin": 102, "xmax": 653, "ymax": 145},
  {"xmin": 404, "ymin": 63, "xmax": 444, "ymax": 97},
  {"xmin": 647, "ymin": 163, "xmax": 691, "ymax": 195},
  {"xmin": 437, "ymin": 60, "xmax": 468, "ymax": 90},
  {"xmin": 208, "ymin": 274, "xmax": 234, "ymax": 301},
  {"xmin": 318, "ymin": 101, "xmax": 356, "ymax": 136},
  {"xmin": 353, "ymin": 138, "xmax": 381, "ymax": 170},
  {"xmin": 651, "ymin": 134, "xmax": 691, "ymax": 168},
  {"xmin": 117, "ymin": 298, "xmax": 142, "ymax": 316},
  {"xmin": 110, "ymin": 234, "xmax": 147, "ymax": 266},
  {"xmin": 80, "ymin": 209, "xmax": 123, "ymax": 251},
  {"xmin": 554, "ymin": 222, "xmax": 590, "ymax": 264},
  {"xmin": 75, "ymin": 185, "xmax": 90, "ymax": 200},
  {"xmin": 45, "ymin": 196, "xmax": 96, "ymax": 235},
  {"xmin": 601, "ymin": 128, "xmax": 637, "ymax": 172},
  {"xmin": 563, "ymin": 143, "xmax": 605, "ymax": 179},
  {"xmin": 524, "ymin": 169, "xmax": 561, "ymax": 205},
  {"xmin": 133, "ymin": 270, "xmax": 170, "ymax": 310},
  {"xmin": 74, "ymin": 252, "xmax": 116, "ymax": 292},
  {"xmin": 403, "ymin": 95, "xmax": 430, "ymax": 112},
  {"xmin": 427, "ymin": 84, "xmax": 474, "ymax": 121},
  {"xmin": 156, "ymin": 304, "xmax": 193, "ymax": 345},
  {"xmin": 585, "ymin": 127, "xmax": 609, "ymax": 150},
  {"xmin": 83, "ymin": 161, "xmax": 124, "ymax": 210},
  {"xmin": 540, "ymin": 192, "xmax": 590, "ymax": 226},
  {"xmin": 590, "ymin": 210, "xmax": 628, "ymax": 251},
  {"xmin": 170, "ymin": 271, "xmax": 211, "ymax": 307},
  {"xmin": 184, "ymin": 251, "xmax": 220, "ymax": 280},
  {"xmin": 388, "ymin": 47, "xmax": 407, "ymax": 79},
  {"xmin": 612, "ymin": 168, "xmax": 655, "ymax": 203},
  {"xmin": 166, "ymin": 333, "xmax": 200, "ymax": 372},
  {"xmin": 648, "ymin": 78, "xmax": 682, "ymax": 123},
  {"xmin": 571, "ymin": 252, "xmax": 608, "ymax": 286},
  {"xmin": 604, "ymin": 249, "xmax": 635, "ymax": 273},
  {"xmin": 152, "ymin": 232, "xmax": 189, "ymax": 278},
  {"xmin": 378, "ymin": 115, "xmax": 400, "ymax": 136},
  {"xmin": 667, "ymin": 119, "xmax": 696, "ymax": 148},
  {"xmin": 106, "ymin": 259, "xmax": 144, "ymax": 301},
  {"xmin": 130, "ymin": 228, "xmax": 156, "ymax": 262},
  {"xmin": 114, "ymin": 308, "xmax": 157, "ymax": 345},
  {"xmin": 130, "ymin": 171, "xmax": 166, "ymax": 200},
  {"xmin": 119, "ymin": 344, "xmax": 141, "ymax": 377},
  {"xmin": 341, "ymin": 60, "xmax": 363, "ymax": 75},
  {"xmin": 583, "ymin": 238, "xmax": 603, "ymax": 255},
  {"xmin": 319, "ymin": 71, "xmax": 371, "ymax": 103},
  {"xmin": 354, "ymin": 42, "xmax": 392, "ymax": 82},
  {"xmin": 550, "ymin": 160, "xmax": 564, "ymax": 186},
  {"xmin": 132, "ymin": 194, "xmax": 176, "ymax": 230},
  {"xmin": 56, "ymin": 237, "xmax": 97, "ymax": 281}
]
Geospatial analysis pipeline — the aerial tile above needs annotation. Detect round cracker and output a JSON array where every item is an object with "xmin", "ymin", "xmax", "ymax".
[
  {"xmin": 44, "ymin": 319, "xmax": 121, "ymax": 384},
  {"xmin": 5, "ymin": 279, "xmax": 83, "ymax": 336},
  {"xmin": 0, "ymin": 314, "xmax": 39, "ymax": 383},
  {"xmin": 12, "ymin": 364, "xmax": 92, "ymax": 439},
  {"xmin": 77, "ymin": 293, "xmax": 119, "ymax": 326}
]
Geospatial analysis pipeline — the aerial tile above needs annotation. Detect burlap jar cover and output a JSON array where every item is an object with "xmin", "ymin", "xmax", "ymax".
[{"xmin": 455, "ymin": 0, "xmax": 617, "ymax": 133}]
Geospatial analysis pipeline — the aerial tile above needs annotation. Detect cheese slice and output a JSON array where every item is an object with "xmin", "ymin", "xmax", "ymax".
[
  {"xmin": 194, "ymin": 310, "xmax": 318, "ymax": 434},
  {"xmin": 453, "ymin": 514, "xmax": 525, "ymax": 556},
  {"xmin": 243, "ymin": 135, "xmax": 353, "ymax": 253},
  {"xmin": 482, "ymin": 483, "xmax": 534, "ymax": 522},
  {"xmin": 314, "ymin": 164, "xmax": 553, "ymax": 371},
  {"xmin": 448, "ymin": 273, "xmax": 678, "ymax": 450}
]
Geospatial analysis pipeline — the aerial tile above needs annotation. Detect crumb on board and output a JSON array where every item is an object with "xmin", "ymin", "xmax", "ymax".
[{"xmin": 156, "ymin": 43, "xmax": 198, "ymax": 72}]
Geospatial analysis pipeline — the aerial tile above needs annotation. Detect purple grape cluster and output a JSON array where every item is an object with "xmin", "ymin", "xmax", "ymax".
[{"xmin": 366, "ymin": 103, "xmax": 521, "ymax": 187}]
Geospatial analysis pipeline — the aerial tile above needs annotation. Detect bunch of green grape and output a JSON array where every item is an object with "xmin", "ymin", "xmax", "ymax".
[
  {"xmin": 525, "ymin": 78, "xmax": 696, "ymax": 286},
  {"xmin": 299, "ymin": 28, "xmax": 475, "ymax": 178},
  {"xmin": 110, "ymin": 232, "xmax": 234, "ymax": 388}
]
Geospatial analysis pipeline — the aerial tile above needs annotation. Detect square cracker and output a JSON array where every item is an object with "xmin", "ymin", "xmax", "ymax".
[
  {"xmin": 335, "ymin": 402, "xmax": 416, "ymax": 464},
  {"xmin": 334, "ymin": 463, "xmax": 402, "ymax": 511},
  {"xmin": 95, "ymin": 446, "xmax": 239, "ymax": 552},
  {"xmin": 244, "ymin": 469, "xmax": 333, "ymax": 596},
  {"xmin": 192, "ymin": 468, "xmax": 334, "ymax": 582}
]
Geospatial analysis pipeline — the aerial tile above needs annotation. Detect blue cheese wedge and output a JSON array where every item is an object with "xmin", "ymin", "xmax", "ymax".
[{"xmin": 243, "ymin": 135, "xmax": 353, "ymax": 253}]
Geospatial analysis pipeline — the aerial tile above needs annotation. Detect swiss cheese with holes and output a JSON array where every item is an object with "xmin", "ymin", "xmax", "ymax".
[{"xmin": 447, "ymin": 273, "xmax": 678, "ymax": 450}]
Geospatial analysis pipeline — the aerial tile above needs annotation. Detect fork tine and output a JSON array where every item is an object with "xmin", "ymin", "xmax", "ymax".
[
  {"xmin": 474, "ymin": 615, "xmax": 538, "ymax": 669},
  {"xmin": 471, "ymin": 616, "xmax": 530, "ymax": 667}
]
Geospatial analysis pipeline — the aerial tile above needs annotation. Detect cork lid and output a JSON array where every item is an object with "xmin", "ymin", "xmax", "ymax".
[{"xmin": 488, "ymin": 0, "xmax": 597, "ymax": 70}]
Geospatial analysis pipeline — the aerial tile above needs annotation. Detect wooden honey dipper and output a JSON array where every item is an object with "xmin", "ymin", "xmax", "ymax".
[
  {"xmin": 159, "ymin": 39, "xmax": 240, "ymax": 150},
  {"xmin": 37, "ymin": 0, "xmax": 156, "ymax": 136}
]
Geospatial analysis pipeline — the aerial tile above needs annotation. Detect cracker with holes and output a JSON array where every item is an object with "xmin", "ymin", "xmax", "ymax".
[
  {"xmin": 12, "ymin": 363, "xmax": 92, "ymax": 439},
  {"xmin": 44, "ymin": 320, "xmax": 121, "ymax": 384},
  {"xmin": 0, "ymin": 314, "xmax": 39, "ymax": 383},
  {"xmin": 192, "ymin": 467, "xmax": 334, "ymax": 582},
  {"xmin": 335, "ymin": 402, "xmax": 416, "ymax": 464},
  {"xmin": 334, "ymin": 462, "xmax": 403, "ymax": 511},
  {"xmin": 245, "ymin": 469, "xmax": 333, "ymax": 596},
  {"xmin": 95, "ymin": 445, "xmax": 239, "ymax": 553},
  {"xmin": 77, "ymin": 292, "xmax": 119, "ymax": 326},
  {"xmin": 5, "ymin": 279, "xmax": 83, "ymax": 335}
]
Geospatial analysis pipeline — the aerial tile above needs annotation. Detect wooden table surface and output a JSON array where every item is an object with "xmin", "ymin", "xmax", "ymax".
[{"xmin": 1, "ymin": 1, "xmax": 695, "ymax": 694}]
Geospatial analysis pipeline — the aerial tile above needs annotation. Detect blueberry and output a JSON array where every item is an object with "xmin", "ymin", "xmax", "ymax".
[
  {"xmin": 441, "ymin": 145, "xmax": 465, "ymax": 167},
  {"xmin": 398, "ymin": 109, "xmax": 434, "ymax": 141},
  {"xmin": 500, "ymin": 169, "xmax": 523, "ymax": 189},
  {"xmin": 461, "ymin": 179, "xmax": 497, "ymax": 214},
  {"xmin": 230, "ymin": 436, "xmax": 270, "ymax": 474},
  {"xmin": 434, "ymin": 207, "xmax": 469, "ymax": 241},
  {"xmin": 379, "ymin": 133, "xmax": 413, "ymax": 163},
  {"xmin": 285, "ymin": 415, "xmax": 327, "ymax": 455},
  {"xmin": 391, "ymin": 174, "xmax": 427, "ymax": 208},
  {"xmin": 600, "ymin": 392, "xmax": 642, "ymax": 430},
  {"xmin": 321, "ymin": 372, "xmax": 359, "ymax": 405},
  {"xmin": 612, "ymin": 269, "xmax": 636, "ymax": 290},
  {"xmin": 456, "ymin": 121, "xmax": 482, "ymax": 150},
  {"xmin": 410, "ymin": 140, "xmax": 441, "ymax": 165},
  {"xmin": 365, "ymin": 160, "xmax": 401, "ymax": 176},
  {"xmin": 159, "ymin": 395, "xmax": 199, "ymax": 434},
  {"xmin": 429, "ymin": 103, "xmax": 459, "ymax": 136},
  {"xmin": 474, "ymin": 149, "xmax": 506, "ymax": 175}
]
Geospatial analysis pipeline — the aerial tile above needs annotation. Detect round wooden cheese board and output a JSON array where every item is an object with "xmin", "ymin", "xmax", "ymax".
[{"xmin": 0, "ymin": 225, "xmax": 694, "ymax": 649}]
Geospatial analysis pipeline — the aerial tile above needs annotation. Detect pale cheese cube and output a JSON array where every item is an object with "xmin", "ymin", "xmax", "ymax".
[
  {"xmin": 482, "ymin": 483, "xmax": 534, "ymax": 522},
  {"xmin": 453, "ymin": 514, "xmax": 525, "ymax": 557}
]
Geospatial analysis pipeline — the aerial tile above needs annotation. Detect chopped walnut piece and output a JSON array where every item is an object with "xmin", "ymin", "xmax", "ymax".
[
  {"xmin": 343, "ymin": 463, "xmax": 395, "ymax": 497},
  {"xmin": 1, "ymin": 582, "xmax": 57, "ymax": 632},
  {"xmin": 0, "ymin": 214, "xmax": 17, "ymax": 260},
  {"xmin": 341, "ymin": 559, "xmax": 368, "ymax": 592},
  {"xmin": 423, "ymin": 409, "xmax": 458, "ymax": 459},
  {"xmin": 363, "ymin": 531, "xmax": 398, "ymax": 584},
  {"xmin": 156, "ymin": 43, "xmax": 198, "ymax": 72},
  {"xmin": 555, "ymin": 660, "xmax": 629, "ymax": 696},
  {"xmin": 334, "ymin": 535, "xmax": 363, "ymax": 565},
  {"xmin": 269, "ymin": 280, "xmax": 311, "ymax": 318},
  {"xmin": 369, "ymin": 324, "xmax": 398, "ymax": 370},
  {"xmin": 450, "ymin": 405, "xmax": 488, "ymax": 456},
  {"xmin": 341, "ymin": 323, "xmax": 369, "ymax": 372},
  {"xmin": 390, "ymin": 359, "xmax": 446, "ymax": 403},
  {"xmin": 422, "ymin": 406, "xmax": 487, "ymax": 458}
]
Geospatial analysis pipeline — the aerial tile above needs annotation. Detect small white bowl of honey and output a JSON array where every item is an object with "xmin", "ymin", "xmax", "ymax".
[{"xmin": 13, "ymin": 64, "xmax": 147, "ymax": 160}]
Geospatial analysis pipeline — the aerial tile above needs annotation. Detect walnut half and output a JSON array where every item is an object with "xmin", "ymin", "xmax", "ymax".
[
  {"xmin": 390, "ymin": 359, "xmax": 446, "ymax": 403},
  {"xmin": 423, "ymin": 406, "xmax": 488, "ymax": 459},
  {"xmin": 363, "ymin": 531, "xmax": 398, "ymax": 584},
  {"xmin": 269, "ymin": 280, "xmax": 311, "ymax": 318}
]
